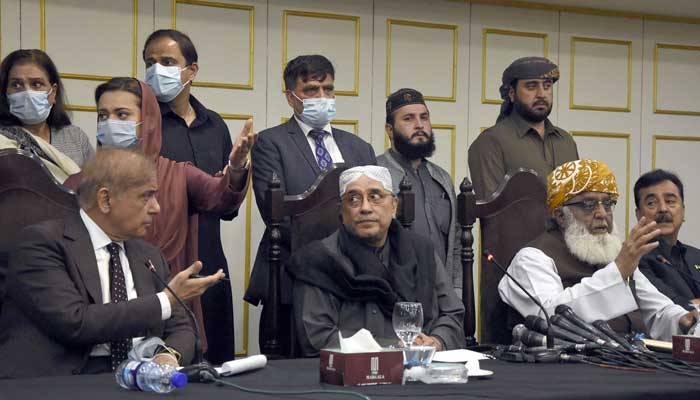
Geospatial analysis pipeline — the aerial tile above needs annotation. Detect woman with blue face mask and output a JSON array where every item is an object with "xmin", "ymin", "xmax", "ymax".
[
  {"xmin": 63, "ymin": 77, "xmax": 255, "ymax": 350},
  {"xmin": 0, "ymin": 49, "xmax": 94, "ymax": 182}
]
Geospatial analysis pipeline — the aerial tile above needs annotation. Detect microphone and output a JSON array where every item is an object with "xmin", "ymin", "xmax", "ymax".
[
  {"xmin": 484, "ymin": 250, "xmax": 556, "ymax": 350},
  {"xmin": 550, "ymin": 315, "xmax": 608, "ymax": 346},
  {"xmin": 554, "ymin": 305, "xmax": 619, "ymax": 348},
  {"xmin": 592, "ymin": 320, "xmax": 636, "ymax": 352},
  {"xmin": 525, "ymin": 315, "xmax": 588, "ymax": 344},
  {"xmin": 145, "ymin": 259, "xmax": 218, "ymax": 383},
  {"xmin": 513, "ymin": 324, "xmax": 598, "ymax": 352}
]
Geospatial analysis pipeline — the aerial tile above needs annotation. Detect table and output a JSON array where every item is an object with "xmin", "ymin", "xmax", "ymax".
[{"xmin": 1, "ymin": 358, "xmax": 699, "ymax": 399}]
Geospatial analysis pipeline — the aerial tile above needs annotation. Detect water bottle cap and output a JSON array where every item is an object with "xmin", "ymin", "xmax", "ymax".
[{"xmin": 171, "ymin": 372, "xmax": 188, "ymax": 388}]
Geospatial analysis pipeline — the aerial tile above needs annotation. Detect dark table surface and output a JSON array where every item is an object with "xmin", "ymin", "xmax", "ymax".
[{"xmin": 1, "ymin": 357, "xmax": 699, "ymax": 400}]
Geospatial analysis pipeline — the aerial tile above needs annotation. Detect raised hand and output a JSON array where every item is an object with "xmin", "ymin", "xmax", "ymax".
[
  {"xmin": 228, "ymin": 118, "xmax": 257, "ymax": 169},
  {"xmin": 615, "ymin": 217, "xmax": 661, "ymax": 279}
]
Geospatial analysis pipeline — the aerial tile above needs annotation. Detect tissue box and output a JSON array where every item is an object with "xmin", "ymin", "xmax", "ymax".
[
  {"xmin": 319, "ymin": 348, "xmax": 404, "ymax": 386},
  {"xmin": 672, "ymin": 335, "xmax": 700, "ymax": 362}
]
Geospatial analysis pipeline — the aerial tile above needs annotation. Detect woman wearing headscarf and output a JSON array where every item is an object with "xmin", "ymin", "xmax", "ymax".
[
  {"xmin": 65, "ymin": 77, "xmax": 255, "ymax": 352},
  {"xmin": 0, "ymin": 49, "xmax": 94, "ymax": 182}
]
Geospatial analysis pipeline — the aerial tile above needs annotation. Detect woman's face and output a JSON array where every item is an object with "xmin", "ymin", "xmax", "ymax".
[
  {"xmin": 97, "ymin": 90, "xmax": 142, "ymax": 137},
  {"xmin": 7, "ymin": 62, "xmax": 57, "ymax": 102}
]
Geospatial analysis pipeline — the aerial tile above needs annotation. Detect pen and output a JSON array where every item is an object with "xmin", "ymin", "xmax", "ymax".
[{"xmin": 190, "ymin": 274, "xmax": 230, "ymax": 282}]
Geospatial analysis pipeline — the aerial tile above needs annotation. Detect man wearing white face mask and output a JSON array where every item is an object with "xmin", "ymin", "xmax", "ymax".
[
  {"xmin": 245, "ymin": 55, "xmax": 376, "ymax": 353},
  {"xmin": 142, "ymin": 29, "xmax": 240, "ymax": 365}
]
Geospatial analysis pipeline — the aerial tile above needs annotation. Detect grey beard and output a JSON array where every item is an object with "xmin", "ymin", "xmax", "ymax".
[{"xmin": 561, "ymin": 207, "xmax": 622, "ymax": 266}]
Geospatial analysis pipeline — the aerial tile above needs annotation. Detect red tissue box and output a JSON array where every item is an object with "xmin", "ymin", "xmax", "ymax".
[{"xmin": 319, "ymin": 348, "xmax": 404, "ymax": 386}]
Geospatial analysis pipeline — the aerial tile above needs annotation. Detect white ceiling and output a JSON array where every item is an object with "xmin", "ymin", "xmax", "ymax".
[{"xmin": 522, "ymin": 0, "xmax": 700, "ymax": 19}]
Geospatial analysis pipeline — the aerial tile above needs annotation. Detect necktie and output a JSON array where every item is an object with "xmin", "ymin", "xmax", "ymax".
[
  {"xmin": 106, "ymin": 242, "xmax": 131, "ymax": 370},
  {"xmin": 309, "ymin": 129, "xmax": 333, "ymax": 171}
]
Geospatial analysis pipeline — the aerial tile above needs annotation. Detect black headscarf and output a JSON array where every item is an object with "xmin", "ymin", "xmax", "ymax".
[{"xmin": 497, "ymin": 57, "xmax": 559, "ymax": 122}]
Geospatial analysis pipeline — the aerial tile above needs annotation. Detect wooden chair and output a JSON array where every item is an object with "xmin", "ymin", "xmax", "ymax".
[
  {"xmin": 260, "ymin": 165, "xmax": 415, "ymax": 358},
  {"xmin": 457, "ymin": 169, "xmax": 548, "ymax": 345},
  {"xmin": 0, "ymin": 149, "xmax": 78, "ymax": 311}
]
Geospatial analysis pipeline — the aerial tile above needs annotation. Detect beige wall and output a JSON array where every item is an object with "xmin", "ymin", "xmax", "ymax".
[{"xmin": 3, "ymin": 0, "xmax": 698, "ymax": 350}]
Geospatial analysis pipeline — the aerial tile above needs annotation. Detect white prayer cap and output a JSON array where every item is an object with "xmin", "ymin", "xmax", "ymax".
[{"xmin": 339, "ymin": 166, "xmax": 393, "ymax": 196}]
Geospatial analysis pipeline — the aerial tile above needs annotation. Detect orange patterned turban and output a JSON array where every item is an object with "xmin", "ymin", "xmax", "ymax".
[{"xmin": 546, "ymin": 159, "xmax": 619, "ymax": 213}]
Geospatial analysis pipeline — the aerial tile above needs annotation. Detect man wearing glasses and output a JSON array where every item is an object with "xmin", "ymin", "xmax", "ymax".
[
  {"xmin": 286, "ymin": 166, "xmax": 464, "ymax": 356},
  {"xmin": 498, "ymin": 160, "xmax": 698, "ymax": 341},
  {"xmin": 635, "ymin": 170, "xmax": 700, "ymax": 310}
]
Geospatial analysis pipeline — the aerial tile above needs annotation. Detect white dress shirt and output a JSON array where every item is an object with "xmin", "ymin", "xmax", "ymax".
[
  {"xmin": 498, "ymin": 246, "xmax": 688, "ymax": 341},
  {"xmin": 294, "ymin": 115, "xmax": 345, "ymax": 163},
  {"xmin": 79, "ymin": 209, "xmax": 171, "ymax": 356}
]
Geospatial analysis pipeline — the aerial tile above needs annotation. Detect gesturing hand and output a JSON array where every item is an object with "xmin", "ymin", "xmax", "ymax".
[
  {"xmin": 164, "ymin": 261, "xmax": 224, "ymax": 308},
  {"xmin": 614, "ymin": 217, "xmax": 661, "ymax": 279},
  {"xmin": 228, "ymin": 119, "xmax": 257, "ymax": 169}
]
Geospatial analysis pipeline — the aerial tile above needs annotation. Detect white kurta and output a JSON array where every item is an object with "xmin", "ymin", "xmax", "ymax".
[{"xmin": 498, "ymin": 247, "xmax": 688, "ymax": 341}]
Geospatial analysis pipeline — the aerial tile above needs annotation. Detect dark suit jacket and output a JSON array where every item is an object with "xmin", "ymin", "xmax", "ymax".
[
  {"xmin": 639, "ymin": 242, "xmax": 700, "ymax": 310},
  {"xmin": 0, "ymin": 214, "xmax": 195, "ymax": 378},
  {"xmin": 244, "ymin": 117, "xmax": 376, "ymax": 306}
]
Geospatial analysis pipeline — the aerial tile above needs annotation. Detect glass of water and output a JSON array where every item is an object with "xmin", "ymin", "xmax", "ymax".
[{"xmin": 393, "ymin": 302, "xmax": 423, "ymax": 348}]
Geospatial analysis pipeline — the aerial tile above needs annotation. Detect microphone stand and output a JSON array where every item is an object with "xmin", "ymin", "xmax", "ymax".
[
  {"xmin": 483, "ymin": 250, "xmax": 558, "ymax": 353},
  {"xmin": 145, "ymin": 259, "xmax": 218, "ymax": 382}
]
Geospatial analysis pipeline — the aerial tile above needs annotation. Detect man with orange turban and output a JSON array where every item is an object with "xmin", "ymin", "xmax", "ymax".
[{"xmin": 498, "ymin": 159, "xmax": 698, "ymax": 341}]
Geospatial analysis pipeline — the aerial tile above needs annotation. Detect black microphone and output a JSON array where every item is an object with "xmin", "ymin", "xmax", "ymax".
[
  {"xmin": 525, "ymin": 315, "xmax": 588, "ymax": 344},
  {"xmin": 145, "ymin": 259, "xmax": 218, "ymax": 383},
  {"xmin": 513, "ymin": 324, "xmax": 598, "ymax": 352},
  {"xmin": 592, "ymin": 320, "xmax": 636, "ymax": 352},
  {"xmin": 555, "ymin": 305, "xmax": 619, "ymax": 348},
  {"xmin": 550, "ymin": 315, "xmax": 608, "ymax": 346},
  {"xmin": 484, "ymin": 250, "xmax": 556, "ymax": 350}
]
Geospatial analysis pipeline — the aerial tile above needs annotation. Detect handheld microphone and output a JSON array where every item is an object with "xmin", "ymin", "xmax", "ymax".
[
  {"xmin": 525, "ymin": 315, "xmax": 588, "ymax": 344},
  {"xmin": 145, "ymin": 259, "xmax": 218, "ymax": 383},
  {"xmin": 484, "ymin": 250, "xmax": 556, "ymax": 350},
  {"xmin": 550, "ymin": 314, "xmax": 607, "ymax": 346},
  {"xmin": 592, "ymin": 320, "xmax": 636, "ymax": 352},
  {"xmin": 555, "ymin": 305, "xmax": 619, "ymax": 348}
]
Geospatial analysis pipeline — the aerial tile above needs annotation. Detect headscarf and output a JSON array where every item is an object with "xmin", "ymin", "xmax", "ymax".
[
  {"xmin": 546, "ymin": 159, "xmax": 619, "ymax": 213},
  {"xmin": 339, "ymin": 165, "xmax": 393, "ymax": 196},
  {"xmin": 497, "ymin": 57, "xmax": 559, "ymax": 122},
  {"xmin": 385, "ymin": 88, "xmax": 425, "ymax": 116}
]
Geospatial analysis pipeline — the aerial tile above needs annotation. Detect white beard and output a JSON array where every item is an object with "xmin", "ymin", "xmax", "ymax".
[{"xmin": 561, "ymin": 207, "xmax": 622, "ymax": 266}]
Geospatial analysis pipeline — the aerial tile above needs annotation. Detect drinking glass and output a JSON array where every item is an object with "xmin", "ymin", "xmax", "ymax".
[{"xmin": 392, "ymin": 302, "xmax": 423, "ymax": 348}]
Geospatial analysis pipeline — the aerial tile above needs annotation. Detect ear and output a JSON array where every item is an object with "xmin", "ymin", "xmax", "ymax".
[
  {"xmin": 553, "ymin": 207, "xmax": 566, "ymax": 228},
  {"xmin": 508, "ymin": 86, "xmax": 515, "ymax": 102},
  {"xmin": 385, "ymin": 123, "xmax": 394, "ymax": 147},
  {"xmin": 96, "ymin": 187, "xmax": 111, "ymax": 214},
  {"xmin": 187, "ymin": 62, "xmax": 199, "ymax": 81},
  {"xmin": 634, "ymin": 207, "xmax": 642, "ymax": 221},
  {"xmin": 48, "ymin": 83, "xmax": 58, "ymax": 105},
  {"xmin": 391, "ymin": 196, "xmax": 398, "ymax": 218}
]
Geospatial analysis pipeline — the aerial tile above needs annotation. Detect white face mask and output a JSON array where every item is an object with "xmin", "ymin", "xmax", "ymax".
[
  {"xmin": 8, "ymin": 89, "xmax": 53, "ymax": 125},
  {"xmin": 145, "ymin": 63, "xmax": 190, "ymax": 103},
  {"xmin": 96, "ymin": 120, "xmax": 142, "ymax": 148},
  {"xmin": 292, "ymin": 92, "xmax": 336, "ymax": 129}
]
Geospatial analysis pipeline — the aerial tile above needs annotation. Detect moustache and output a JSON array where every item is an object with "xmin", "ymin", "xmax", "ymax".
[
  {"xmin": 655, "ymin": 213, "xmax": 673, "ymax": 223},
  {"xmin": 411, "ymin": 131, "xmax": 430, "ymax": 139},
  {"xmin": 533, "ymin": 101, "xmax": 549, "ymax": 107}
]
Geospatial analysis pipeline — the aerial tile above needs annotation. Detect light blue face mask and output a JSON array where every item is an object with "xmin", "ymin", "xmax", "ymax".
[
  {"xmin": 145, "ymin": 63, "xmax": 190, "ymax": 103},
  {"xmin": 292, "ymin": 92, "xmax": 336, "ymax": 129},
  {"xmin": 8, "ymin": 89, "xmax": 53, "ymax": 125},
  {"xmin": 97, "ymin": 120, "xmax": 142, "ymax": 148}
]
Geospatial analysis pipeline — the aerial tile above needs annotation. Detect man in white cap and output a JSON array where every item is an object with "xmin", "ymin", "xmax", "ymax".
[{"xmin": 286, "ymin": 166, "xmax": 465, "ymax": 356}]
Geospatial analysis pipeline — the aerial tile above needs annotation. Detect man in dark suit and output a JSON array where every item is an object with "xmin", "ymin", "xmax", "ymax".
[
  {"xmin": 245, "ymin": 55, "xmax": 376, "ymax": 346},
  {"xmin": 0, "ymin": 149, "xmax": 223, "ymax": 378},
  {"xmin": 636, "ymin": 169, "xmax": 700, "ymax": 310}
]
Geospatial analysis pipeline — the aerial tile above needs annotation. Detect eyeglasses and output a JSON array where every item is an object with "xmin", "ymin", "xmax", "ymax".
[
  {"xmin": 342, "ymin": 190, "xmax": 392, "ymax": 208},
  {"xmin": 564, "ymin": 198, "xmax": 617, "ymax": 214}
]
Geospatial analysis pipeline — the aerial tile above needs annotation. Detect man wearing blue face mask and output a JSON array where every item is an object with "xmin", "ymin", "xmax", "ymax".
[
  {"xmin": 245, "ymin": 55, "xmax": 376, "ymax": 353},
  {"xmin": 142, "ymin": 29, "xmax": 239, "ymax": 365}
]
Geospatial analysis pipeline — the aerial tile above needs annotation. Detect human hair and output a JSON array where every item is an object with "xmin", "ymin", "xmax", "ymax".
[
  {"xmin": 386, "ymin": 113, "xmax": 395, "ymax": 126},
  {"xmin": 77, "ymin": 148, "xmax": 156, "ymax": 209},
  {"xmin": 633, "ymin": 169, "xmax": 684, "ymax": 208},
  {"xmin": 0, "ymin": 49, "xmax": 71, "ymax": 129},
  {"xmin": 142, "ymin": 29, "xmax": 198, "ymax": 65},
  {"xmin": 283, "ymin": 55, "xmax": 334, "ymax": 91},
  {"xmin": 94, "ymin": 77, "xmax": 142, "ymax": 106}
]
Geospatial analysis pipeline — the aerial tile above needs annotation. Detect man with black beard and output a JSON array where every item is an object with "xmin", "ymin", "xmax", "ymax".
[
  {"xmin": 635, "ymin": 170, "xmax": 700, "ymax": 309},
  {"xmin": 378, "ymin": 89, "xmax": 461, "ymax": 291},
  {"xmin": 468, "ymin": 57, "xmax": 579, "ymax": 199},
  {"xmin": 498, "ymin": 160, "xmax": 698, "ymax": 341}
]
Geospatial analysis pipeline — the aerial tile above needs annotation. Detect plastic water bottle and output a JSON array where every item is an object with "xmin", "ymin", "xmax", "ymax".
[{"xmin": 116, "ymin": 360, "xmax": 188, "ymax": 393}]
